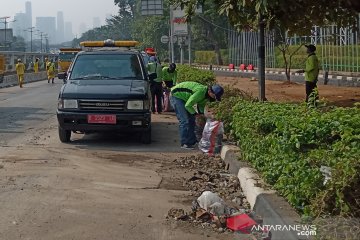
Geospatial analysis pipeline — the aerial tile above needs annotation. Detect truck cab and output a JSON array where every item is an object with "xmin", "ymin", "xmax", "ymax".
[{"xmin": 57, "ymin": 40, "xmax": 154, "ymax": 144}]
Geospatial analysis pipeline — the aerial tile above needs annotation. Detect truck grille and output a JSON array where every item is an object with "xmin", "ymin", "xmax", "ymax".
[{"xmin": 78, "ymin": 100, "xmax": 126, "ymax": 111}]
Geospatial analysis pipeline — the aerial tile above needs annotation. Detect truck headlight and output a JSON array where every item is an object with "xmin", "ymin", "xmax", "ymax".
[
  {"xmin": 58, "ymin": 99, "xmax": 78, "ymax": 109},
  {"xmin": 127, "ymin": 100, "xmax": 143, "ymax": 110}
]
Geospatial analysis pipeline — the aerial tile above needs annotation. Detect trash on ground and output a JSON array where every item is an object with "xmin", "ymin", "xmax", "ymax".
[
  {"xmin": 226, "ymin": 213, "xmax": 258, "ymax": 233},
  {"xmin": 167, "ymin": 154, "xmax": 269, "ymax": 238}
]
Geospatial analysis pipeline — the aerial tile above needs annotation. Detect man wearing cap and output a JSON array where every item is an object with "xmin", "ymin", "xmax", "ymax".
[
  {"xmin": 15, "ymin": 59, "xmax": 25, "ymax": 88},
  {"xmin": 170, "ymin": 81, "xmax": 224, "ymax": 150},
  {"xmin": 297, "ymin": 44, "xmax": 320, "ymax": 102}
]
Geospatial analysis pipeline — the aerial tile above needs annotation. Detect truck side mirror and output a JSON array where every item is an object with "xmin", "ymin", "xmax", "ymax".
[{"xmin": 58, "ymin": 72, "xmax": 67, "ymax": 80}]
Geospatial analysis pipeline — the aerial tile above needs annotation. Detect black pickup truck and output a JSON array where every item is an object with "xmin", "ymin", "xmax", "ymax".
[{"xmin": 57, "ymin": 40, "xmax": 153, "ymax": 144}]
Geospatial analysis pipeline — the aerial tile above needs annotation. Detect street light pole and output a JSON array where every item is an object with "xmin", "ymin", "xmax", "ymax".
[
  {"xmin": 44, "ymin": 35, "xmax": 49, "ymax": 53},
  {"xmin": 0, "ymin": 16, "xmax": 10, "ymax": 50},
  {"xmin": 28, "ymin": 27, "xmax": 35, "ymax": 52},
  {"xmin": 23, "ymin": 27, "xmax": 35, "ymax": 52},
  {"xmin": 36, "ymin": 30, "xmax": 44, "ymax": 52}
]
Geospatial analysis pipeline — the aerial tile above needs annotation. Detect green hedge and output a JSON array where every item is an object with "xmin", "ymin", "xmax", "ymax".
[
  {"xmin": 213, "ymin": 98, "xmax": 360, "ymax": 217},
  {"xmin": 194, "ymin": 49, "xmax": 229, "ymax": 65},
  {"xmin": 177, "ymin": 65, "xmax": 216, "ymax": 85}
]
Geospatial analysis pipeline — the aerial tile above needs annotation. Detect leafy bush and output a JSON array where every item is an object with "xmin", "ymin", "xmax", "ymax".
[
  {"xmin": 212, "ymin": 97, "xmax": 360, "ymax": 217},
  {"xmin": 195, "ymin": 51, "xmax": 216, "ymax": 64},
  {"xmin": 177, "ymin": 64, "xmax": 216, "ymax": 85},
  {"xmin": 194, "ymin": 49, "xmax": 229, "ymax": 65}
]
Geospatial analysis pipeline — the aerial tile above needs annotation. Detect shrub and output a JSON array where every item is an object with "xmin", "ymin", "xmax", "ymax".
[
  {"xmin": 212, "ymin": 97, "xmax": 360, "ymax": 217},
  {"xmin": 177, "ymin": 64, "xmax": 216, "ymax": 85},
  {"xmin": 194, "ymin": 49, "xmax": 229, "ymax": 65}
]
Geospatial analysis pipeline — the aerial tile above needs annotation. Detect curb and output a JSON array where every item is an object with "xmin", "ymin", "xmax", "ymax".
[{"xmin": 220, "ymin": 144, "xmax": 308, "ymax": 240}]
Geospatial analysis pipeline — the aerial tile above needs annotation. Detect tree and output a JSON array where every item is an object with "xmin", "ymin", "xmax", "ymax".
[
  {"xmin": 190, "ymin": 1, "xmax": 228, "ymax": 65},
  {"xmin": 173, "ymin": 0, "xmax": 359, "ymax": 84}
]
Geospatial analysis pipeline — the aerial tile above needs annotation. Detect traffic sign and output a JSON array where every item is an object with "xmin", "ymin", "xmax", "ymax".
[{"xmin": 160, "ymin": 35, "xmax": 169, "ymax": 43}]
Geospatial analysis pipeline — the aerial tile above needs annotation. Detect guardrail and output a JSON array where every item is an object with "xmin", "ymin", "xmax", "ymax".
[
  {"xmin": 0, "ymin": 51, "xmax": 58, "ymax": 72},
  {"xmin": 0, "ymin": 71, "xmax": 48, "ymax": 88}
]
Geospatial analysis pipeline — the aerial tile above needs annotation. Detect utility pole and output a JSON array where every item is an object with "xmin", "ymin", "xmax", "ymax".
[
  {"xmin": 0, "ymin": 16, "xmax": 11, "ymax": 50},
  {"xmin": 28, "ymin": 27, "xmax": 35, "ymax": 52},
  {"xmin": 44, "ymin": 34, "xmax": 49, "ymax": 53},
  {"xmin": 37, "ymin": 30, "xmax": 44, "ymax": 52},
  {"xmin": 170, "ymin": 5, "xmax": 175, "ymax": 63},
  {"xmin": 23, "ymin": 27, "xmax": 35, "ymax": 52},
  {"xmin": 258, "ymin": 14, "xmax": 266, "ymax": 101}
]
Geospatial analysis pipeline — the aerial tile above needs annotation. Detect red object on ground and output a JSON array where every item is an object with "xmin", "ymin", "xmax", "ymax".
[
  {"xmin": 229, "ymin": 63, "xmax": 235, "ymax": 70},
  {"xmin": 247, "ymin": 64, "xmax": 254, "ymax": 70},
  {"xmin": 226, "ymin": 214, "xmax": 257, "ymax": 233},
  {"xmin": 240, "ymin": 63, "xmax": 247, "ymax": 70}
]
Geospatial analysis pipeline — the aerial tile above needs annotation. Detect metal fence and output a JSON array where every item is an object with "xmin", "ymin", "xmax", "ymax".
[
  {"xmin": 228, "ymin": 30, "xmax": 276, "ymax": 68},
  {"xmin": 228, "ymin": 17, "xmax": 360, "ymax": 73}
]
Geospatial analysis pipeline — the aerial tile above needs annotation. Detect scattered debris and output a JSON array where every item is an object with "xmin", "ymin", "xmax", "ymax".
[{"xmin": 167, "ymin": 154, "xmax": 269, "ymax": 239}]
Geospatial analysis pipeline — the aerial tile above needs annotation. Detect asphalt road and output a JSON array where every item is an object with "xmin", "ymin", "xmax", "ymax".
[{"xmin": 0, "ymin": 80, "xmax": 252, "ymax": 240}]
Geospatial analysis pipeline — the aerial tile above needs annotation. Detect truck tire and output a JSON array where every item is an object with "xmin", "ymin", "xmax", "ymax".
[
  {"xmin": 141, "ymin": 127, "xmax": 151, "ymax": 144},
  {"xmin": 58, "ymin": 126, "xmax": 71, "ymax": 143}
]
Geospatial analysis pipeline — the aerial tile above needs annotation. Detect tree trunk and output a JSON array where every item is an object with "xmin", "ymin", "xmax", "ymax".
[{"xmin": 281, "ymin": 50, "xmax": 291, "ymax": 82}]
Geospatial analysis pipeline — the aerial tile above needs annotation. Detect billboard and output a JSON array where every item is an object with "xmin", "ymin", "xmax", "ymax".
[
  {"xmin": 141, "ymin": 0, "xmax": 164, "ymax": 16},
  {"xmin": 172, "ymin": 7, "xmax": 188, "ymax": 36}
]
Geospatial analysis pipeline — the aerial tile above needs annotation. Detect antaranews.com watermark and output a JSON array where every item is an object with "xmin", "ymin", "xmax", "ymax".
[{"xmin": 252, "ymin": 224, "xmax": 317, "ymax": 237}]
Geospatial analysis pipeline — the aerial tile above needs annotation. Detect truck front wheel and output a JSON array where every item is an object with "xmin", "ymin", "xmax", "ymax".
[
  {"xmin": 58, "ymin": 126, "xmax": 71, "ymax": 143},
  {"xmin": 140, "ymin": 127, "xmax": 151, "ymax": 144}
]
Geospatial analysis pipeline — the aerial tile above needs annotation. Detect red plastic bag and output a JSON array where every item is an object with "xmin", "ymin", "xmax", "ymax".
[{"xmin": 226, "ymin": 214, "xmax": 257, "ymax": 233}]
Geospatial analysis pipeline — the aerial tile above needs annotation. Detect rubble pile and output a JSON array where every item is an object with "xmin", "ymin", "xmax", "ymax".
[
  {"xmin": 175, "ymin": 154, "xmax": 250, "ymax": 209},
  {"xmin": 166, "ymin": 154, "xmax": 270, "ymax": 238}
]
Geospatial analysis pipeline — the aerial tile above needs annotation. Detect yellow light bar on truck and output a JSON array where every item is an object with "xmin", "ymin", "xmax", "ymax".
[{"xmin": 80, "ymin": 39, "xmax": 139, "ymax": 48}]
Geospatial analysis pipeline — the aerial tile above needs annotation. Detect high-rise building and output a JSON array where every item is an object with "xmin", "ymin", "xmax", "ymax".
[
  {"xmin": 93, "ymin": 17, "xmax": 101, "ymax": 29},
  {"xmin": 13, "ymin": 13, "xmax": 27, "ymax": 39},
  {"xmin": 36, "ymin": 17, "xmax": 56, "ymax": 44},
  {"xmin": 12, "ymin": 1, "xmax": 32, "ymax": 41},
  {"xmin": 64, "ymin": 21, "xmax": 74, "ymax": 41},
  {"xmin": 57, "ymin": 11, "xmax": 65, "ymax": 43},
  {"xmin": 25, "ymin": 1, "xmax": 32, "ymax": 29},
  {"xmin": 78, "ymin": 23, "xmax": 88, "ymax": 36}
]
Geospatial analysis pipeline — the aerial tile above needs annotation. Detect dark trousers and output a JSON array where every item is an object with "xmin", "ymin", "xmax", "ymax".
[
  {"xmin": 305, "ymin": 81, "xmax": 318, "ymax": 102},
  {"xmin": 151, "ymin": 82, "xmax": 163, "ymax": 113}
]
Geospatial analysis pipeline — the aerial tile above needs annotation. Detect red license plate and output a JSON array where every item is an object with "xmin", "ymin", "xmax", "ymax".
[{"xmin": 87, "ymin": 115, "xmax": 116, "ymax": 124}]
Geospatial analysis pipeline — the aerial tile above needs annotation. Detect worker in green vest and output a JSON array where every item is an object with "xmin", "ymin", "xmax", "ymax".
[
  {"xmin": 297, "ymin": 44, "xmax": 320, "ymax": 102},
  {"xmin": 147, "ymin": 56, "xmax": 163, "ymax": 113},
  {"xmin": 162, "ymin": 63, "xmax": 177, "ymax": 88},
  {"xmin": 170, "ymin": 81, "xmax": 224, "ymax": 150}
]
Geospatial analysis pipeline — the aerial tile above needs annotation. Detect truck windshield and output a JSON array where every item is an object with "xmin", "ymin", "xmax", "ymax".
[{"xmin": 69, "ymin": 54, "xmax": 144, "ymax": 80}]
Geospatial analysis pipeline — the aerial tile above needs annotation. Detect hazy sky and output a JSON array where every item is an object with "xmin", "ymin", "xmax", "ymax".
[{"xmin": 0, "ymin": 0, "xmax": 119, "ymax": 35}]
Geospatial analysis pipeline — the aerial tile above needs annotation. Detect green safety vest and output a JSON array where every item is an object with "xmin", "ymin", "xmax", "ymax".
[
  {"xmin": 171, "ymin": 81, "xmax": 209, "ymax": 114},
  {"xmin": 305, "ymin": 54, "xmax": 319, "ymax": 82}
]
